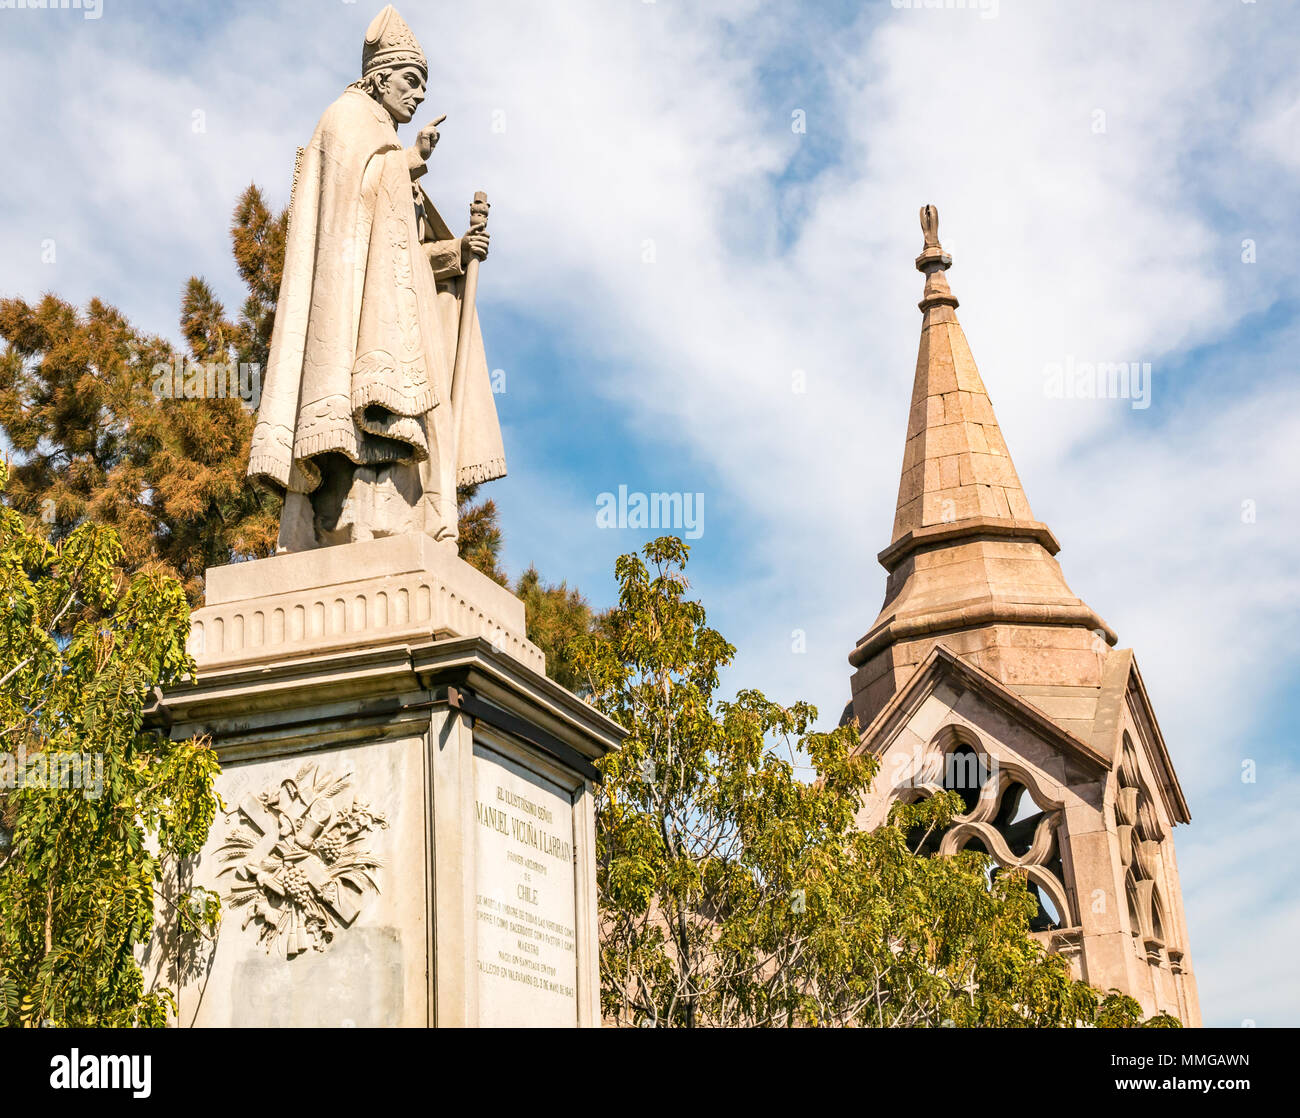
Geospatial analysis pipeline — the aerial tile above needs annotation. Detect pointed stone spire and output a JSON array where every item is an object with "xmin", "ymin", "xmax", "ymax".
[
  {"xmin": 891, "ymin": 205, "xmax": 1038, "ymax": 552},
  {"xmin": 842, "ymin": 208, "xmax": 1199, "ymax": 1029},
  {"xmin": 847, "ymin": 205, "xmax": 1116, "ymax": 732}
]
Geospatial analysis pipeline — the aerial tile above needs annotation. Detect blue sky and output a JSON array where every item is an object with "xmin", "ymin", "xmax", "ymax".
[{"xmin": 2, "ymin": 0, "xmax": 1298, "ymax": 1026}]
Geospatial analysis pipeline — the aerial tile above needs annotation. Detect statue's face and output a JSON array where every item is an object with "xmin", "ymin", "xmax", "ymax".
[{"xmin": 378, "ymin": 65, "xmax": 426, "ymax": 124}]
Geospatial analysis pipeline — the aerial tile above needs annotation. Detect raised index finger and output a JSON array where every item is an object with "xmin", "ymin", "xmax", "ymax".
[{"xmin": 428, "ymin": 114, "xmax": 448, "ymax": 129}]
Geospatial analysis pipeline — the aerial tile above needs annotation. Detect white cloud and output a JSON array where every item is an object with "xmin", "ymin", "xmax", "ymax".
[{"xmin": 1178, "ymin": 770, "xmax": 1300, "ymax": 1027}]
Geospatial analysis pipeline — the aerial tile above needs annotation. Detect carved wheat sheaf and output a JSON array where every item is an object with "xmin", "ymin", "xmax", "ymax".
[{"xmin": 217, "ymin": 765, "xmax": 388, "ymax": 957}]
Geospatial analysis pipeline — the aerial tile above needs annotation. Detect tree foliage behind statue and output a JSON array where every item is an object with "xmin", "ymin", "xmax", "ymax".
[
  {"xmin": 0, "ymin": 185, "xmax": 594, "ymax": 686},
  {"xmin": 577, "ymin": 537, "xmax": 1177, "ymax": 1028},
  {"xmin": 0, "ymin": 186, "xmax": 287, "ymax": 603},
  {"xmin": 0, "ymin": 460, "xmax": 221, "ymax": 1026}
]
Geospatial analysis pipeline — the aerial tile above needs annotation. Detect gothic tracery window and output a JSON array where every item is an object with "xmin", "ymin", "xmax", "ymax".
[{"xmin": 902, "ymin": 726, "xmax": 1074, "ymax": 933}]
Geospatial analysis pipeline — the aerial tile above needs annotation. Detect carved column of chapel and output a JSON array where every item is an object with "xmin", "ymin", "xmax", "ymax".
[{"xmin": 845, "ymin": 207, "xmax": 1200, "ymax": 1024}]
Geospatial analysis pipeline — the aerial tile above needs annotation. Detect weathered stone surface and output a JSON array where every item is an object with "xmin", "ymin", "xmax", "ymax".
[
  {"xmin": 844, "ymin": 206, "xmax": 1199, "ymax": 1025},
  {"xmin": 148, "ymin": 629, "xmax": 622, "ymax": 1028},
  {"xmin": 190, "ymin": 533, "xmax": 543, "ymax": 674},
  {"xmin": 169, "ymin": 735, "xmax": 427, "ymax": 1028}
]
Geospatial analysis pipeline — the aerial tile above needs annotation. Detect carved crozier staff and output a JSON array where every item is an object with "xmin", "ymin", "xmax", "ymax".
[{"xmin": 451, "ymin": 190, "xmax": 490, "ymax": 466}]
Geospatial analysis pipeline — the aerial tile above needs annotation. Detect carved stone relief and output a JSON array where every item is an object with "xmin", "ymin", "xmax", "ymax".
[
  {"xmin": 217, "ymin": 764, "xmax": 389, "ymax": 957},
  {"xmin": 1116, "ymin": 733, "xmax": 1168, "ymax": 957}
]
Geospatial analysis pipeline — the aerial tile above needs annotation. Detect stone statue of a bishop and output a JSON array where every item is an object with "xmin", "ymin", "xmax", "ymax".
[{"xmin": 248, "ymin": 5, "xmax": 504, "ymax": 553}]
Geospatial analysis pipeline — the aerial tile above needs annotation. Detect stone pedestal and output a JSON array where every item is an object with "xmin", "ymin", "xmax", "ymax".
[{"xmin": 145, "ymin": 536, "xmax": 623, "ymax": 1027}]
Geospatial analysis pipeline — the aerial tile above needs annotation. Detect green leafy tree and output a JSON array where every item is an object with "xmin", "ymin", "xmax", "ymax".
[
  {"xmin": 578, "ymin": 537, "xmax": 1177, "ymax": 1028},
  {"xmin": 0, "ymin": 459, "xmax": 221, "ymax": 1026},
  {"xmin": 0, "ymin": 185, "xmax": 286, "ymax": 603}
]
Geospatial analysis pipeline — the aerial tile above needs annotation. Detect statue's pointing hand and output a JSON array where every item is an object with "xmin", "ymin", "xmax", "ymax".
[
  {"xmin": 414, "ymin": 114, "xmax": 446, "ymax": 162},
  {"xmin": 461, "ymin": 223, "xmax": 489, "ymax": 266}
]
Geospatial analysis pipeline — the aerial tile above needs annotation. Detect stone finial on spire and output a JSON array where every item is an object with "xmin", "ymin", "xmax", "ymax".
[
  {"xmin": 915, "ymin": 204, "xmax": 958, "ymax": 312},
  {"xmin": 920, "ymin": 204, "xmax": 941, "ymax": 250}
]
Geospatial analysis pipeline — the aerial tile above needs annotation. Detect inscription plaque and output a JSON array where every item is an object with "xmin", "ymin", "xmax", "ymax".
[{"xmin": 473, "ymin": 745, "xmax": 578, "ymax": 1026}]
